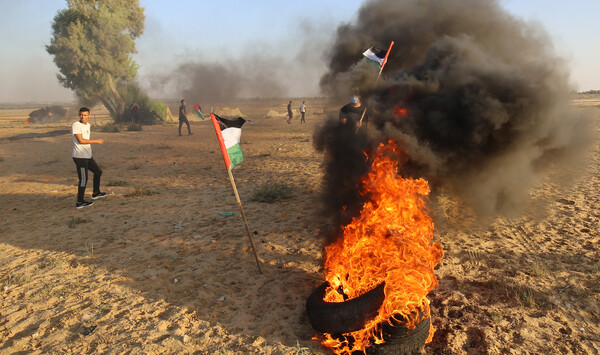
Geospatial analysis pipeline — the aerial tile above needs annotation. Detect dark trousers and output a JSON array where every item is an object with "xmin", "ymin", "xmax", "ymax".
[
  {"xmin": 73, "ymin": 157, "xmax": 102, "ymax": 202},
  {"xmin": 300, "ymin": 112, "xmax": 305, "ymax": 123},
  {"xmin": 179, "ymin": 117, "xmax": 191, "ymax": 135}
]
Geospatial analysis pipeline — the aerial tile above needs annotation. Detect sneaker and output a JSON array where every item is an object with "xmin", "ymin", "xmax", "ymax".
[
  {"xmin": 92, "ymin": 192, "xmax": 107, "ymax": 199},
  {"xmin": 76, "ymin": 201, "xmax": 94, "ymax": 209}
]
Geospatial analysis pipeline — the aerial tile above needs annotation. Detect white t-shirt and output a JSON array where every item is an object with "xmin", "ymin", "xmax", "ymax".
[{"xmin": 72, "ymin": 121, "xmax": 92, "ymax": 158}]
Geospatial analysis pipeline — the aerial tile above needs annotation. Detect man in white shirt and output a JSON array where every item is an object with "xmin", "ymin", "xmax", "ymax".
[
  {"xmin": 299, "ymin": 101, "xmax": 306, "ymax": 124},
  {"xmin": 72, "ymin": 107, "xmax": 106, "ymax": 209}
]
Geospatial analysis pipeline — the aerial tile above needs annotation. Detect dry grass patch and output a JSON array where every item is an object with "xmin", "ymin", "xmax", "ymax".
[
  {"xmin": 127, "ymin": 123, "xmax": 142, "ymax": 131},
  {"xmin": 68, "ymin": 217, "xmax": 91, "ymax": 228},
  {"xmin": 107, "ymin": 179, "xmax": 129, "ymax": 186},
  {"xmin": 488, "ymin": 277, "xmax": 554, "ymax": 309},
  {"xmin": 126, "ymin": 186, "xmax": 158, "ymax": 197},
  {"xmin": 250, "ymin": 182, "xmax": 293, "ymax": 203},
  {"xmin": 99, "ymin": 122, "xmax": 120, "ymax": 132}
]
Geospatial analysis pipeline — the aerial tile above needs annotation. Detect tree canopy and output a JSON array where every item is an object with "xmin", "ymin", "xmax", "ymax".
[{"xmin": 46, "ymin": 0, "xmax": 145, "ymax": 118}]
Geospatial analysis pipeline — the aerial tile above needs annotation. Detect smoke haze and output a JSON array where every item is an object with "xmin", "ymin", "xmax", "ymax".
[
  {"xmin": 140, "ymin": 19, "xmax": 335, "ymax": 102},
  {"xmin": 316, "ymin": 0, "xmax": 596, "ymax": 224}
]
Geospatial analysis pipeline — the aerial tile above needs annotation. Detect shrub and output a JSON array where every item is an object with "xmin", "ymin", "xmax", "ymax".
[
  {"xmin": 127, "ymin": 123, "xmax": 142, "ymax": 131},
  {"xmin": 488, "ymin": 277, "xmax": 553, "ymax": 309},
  {"xmin": 126, "ymin": 187, "xmax": 158, "ymax": 197},
  {"xmin": 578, "ymin": 89, "xmax": 600, "ymax": 94},
  {"xmin": 107, "ymin": 180, "xmax": 129, "ymax": 186},
  {"xmin": 115, "ymin": 83, "xmax": 167, "ymax": 125},
  {"xmin": 250, "ymin": 183, "xmax": 293, "ymax": 203},
  {"xmin": 68, "ymin": 217, "xmax": 91, "ymax": 228},
  {"xmin": 100, "ymin": 122, "xmax": 120, "ymax": 133}
]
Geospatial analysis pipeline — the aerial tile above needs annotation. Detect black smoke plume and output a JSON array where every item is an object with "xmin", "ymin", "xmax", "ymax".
[
  {"xmin": 142, "ymin": 20, "xmax": 334, "ymax": 103},
  {"xmin": 27, "ymin": 106, "xmax": 68, "ymax": 124},
  {"xmin": 314, "ymin": 118, "xmax": 372, "ymax": 235},
  {"xmin": 316, "ymin": 0, "xmax": 595, "ymax": 229},
  {"xmin": 151, "ymin": 61, "xmax": 285, "ymax": 103}
]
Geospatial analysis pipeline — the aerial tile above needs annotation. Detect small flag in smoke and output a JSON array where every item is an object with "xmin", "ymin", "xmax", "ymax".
[
  {"xmin": 363, "ymin": 41, "xmax": 394, "ymax": 70},
  {"xmin": 363, "ymin": 45, "xmax": 387, "ymax": 69},
  {"xmin": 192, "ymin": 103, "xmax": 204, "ymax": 120}
]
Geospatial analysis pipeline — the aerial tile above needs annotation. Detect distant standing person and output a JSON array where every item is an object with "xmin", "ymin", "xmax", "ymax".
[
  {"xmin": 71, "ymin": 107, "xmax": 106, "ymax": 209},
  {"xmin": 299, "ymin": 101, "xmax": 306, "ymax": 124},
  {"xmin": 130, "ymin": 101, "xmax": 140, "ymax": 123},
  {"xmin": 287, "ymin": 100, "xmax": 293, "ymax": 124},
  {"xmin": 178, "ymin": 99, "xmax": 192, "ymax": 136}
]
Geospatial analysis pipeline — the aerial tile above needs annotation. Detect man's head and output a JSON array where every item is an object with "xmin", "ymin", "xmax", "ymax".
[
  {"xmin": 351, "ymin": 95, "xmax": 361, "ymax": 106},
  {"xmin": 79, "ymin": 107, "xmax": 90, "ymax": 124},
  {"xmin": 181, "ymin": 99, "xmax": 185, "ymax": 104}
]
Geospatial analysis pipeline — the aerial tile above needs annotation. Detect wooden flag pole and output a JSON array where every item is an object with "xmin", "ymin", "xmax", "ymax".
[
  {"xmin": 227, "ymin": 168, "xmax": 263, "ymax": 274},
  {"xmin": 353, "ymin": 72, "xmax": 383, "ymax": 134},
  {"xmin": 356, "ymin": 41, "xmax": 395, "ymax": 133},
  {"xmin": 210, "ymin": 112, "xmax": 262, "ymax": 274}
]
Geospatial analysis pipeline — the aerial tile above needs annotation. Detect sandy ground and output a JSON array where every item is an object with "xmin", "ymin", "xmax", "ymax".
[{"xmin": 0, "ymin": 98, "xmax": 599, "ymax": 354}]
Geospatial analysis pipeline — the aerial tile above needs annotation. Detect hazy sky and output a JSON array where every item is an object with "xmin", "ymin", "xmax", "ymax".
[{"xmin": 0, "ymin": 0, "xmax": 599, "ymax": 103}]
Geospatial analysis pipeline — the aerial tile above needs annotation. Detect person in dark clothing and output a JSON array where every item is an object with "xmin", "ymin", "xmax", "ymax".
[
  {"xmin": 313, "ymin": 95, "xmax": 371, "ymax": 228},
  {"xmin": 178, "ymin": 99, "xmax": 192, "ymax": 136},
  {"xmin": 287, "ymin": 100, "xmax": 293, "ymax": 124},
  {"xmin": 339, "ymin": 95, "xmax": 368, "ymax": 129},
  {"xmin": 130, "ymin": 102, "xmax": 140, "ymax": 123}
]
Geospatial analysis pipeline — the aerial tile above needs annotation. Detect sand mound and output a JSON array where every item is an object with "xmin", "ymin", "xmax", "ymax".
[
  {"xmin": 214, "ymin": 107, "xmax": 244, "ymax": 117},
  {"xmin": 186, "ymin": 114, "xmax": 205, "ymax": 122},
  {"xmin": 265, "ymin": 109, "xmax": 286, "ymax": 119}
]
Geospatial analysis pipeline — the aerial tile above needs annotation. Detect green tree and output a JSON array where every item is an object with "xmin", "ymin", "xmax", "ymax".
[
  {"xmin": 46, "ymin": 0, "xmax": 144, "ymax": 118},
  {"xmin": 118, "ymin": 83, "xmax": 167, "ymax": 124}
]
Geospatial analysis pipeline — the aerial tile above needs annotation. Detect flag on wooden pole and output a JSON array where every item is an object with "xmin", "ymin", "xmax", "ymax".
[
  {"xmin": 363, "ymin": 41, "xmax": 395, "ymax": 70},
  {"xmin": 210, "ymin": 113, "xmax": 262, "ymax": 274},
  {"xmin": 210, "ymin": 113, "xmax": 246, "ymax": 171},
  {"xmin": 357, "ymin": 41, "xmax": 395, "ymax": 132}
]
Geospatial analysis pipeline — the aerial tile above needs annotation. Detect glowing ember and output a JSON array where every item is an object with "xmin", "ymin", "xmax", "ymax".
[
  {"xmin": 394, "ymin": 107, "xmax": 408, "ymax": 117},
  {"xmin": 318, "ymin": 140, "xmax": 444, "ymax": 354}
]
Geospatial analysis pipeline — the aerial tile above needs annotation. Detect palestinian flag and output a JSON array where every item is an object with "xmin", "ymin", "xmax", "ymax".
[
  {"xmin": 363, "ymin": 41, "xmax": 394, "ymax": 69},
  {"xmin": 363, "ymin": 45, "xmax": 387, "ymax": 69},
  {"xmin": 193, "ymin": 103, "xmax": 204, "ymax": 119},
  {"xmin": 211, "ymin": 113, "xmax": 246, "ymax": 170}
]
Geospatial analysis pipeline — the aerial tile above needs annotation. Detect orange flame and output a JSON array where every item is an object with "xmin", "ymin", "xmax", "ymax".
[
  {"xmin": 394, "ymin": 107, "xmax": 408, "ymax": 117},
  {"xmin": 319, "ymin": 140, "xmax": 444, "ymax": 354}
]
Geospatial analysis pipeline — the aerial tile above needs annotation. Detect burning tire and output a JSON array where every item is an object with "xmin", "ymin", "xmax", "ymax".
[
  {"xmin": 306, "ymin": 281, "xmax": 430, "ymax": 354},
  {"xmin": 367, "ymin": 315, "xmax": 431, "ymax": 355},
  {"xmin": 306, "ymin": 281, "xmax": 385, "ymax": 334}
]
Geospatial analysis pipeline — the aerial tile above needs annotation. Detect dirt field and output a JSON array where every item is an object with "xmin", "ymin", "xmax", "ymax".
[{"xmin": 0, "ymin": 97, "xmax": 599, "ymax": 354}]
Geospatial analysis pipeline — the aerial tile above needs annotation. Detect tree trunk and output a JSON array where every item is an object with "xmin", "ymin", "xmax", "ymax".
[
  {"xmin": 101, "ymin": 74, "xmax": 125, "ymax": 119},
  {"xmin": 99, "ymin": 96, "xmax": 116, "ymax": 118},
  {"xmin": 107, "ymin": 74, "xmax": 125, "ymax": 112}
]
